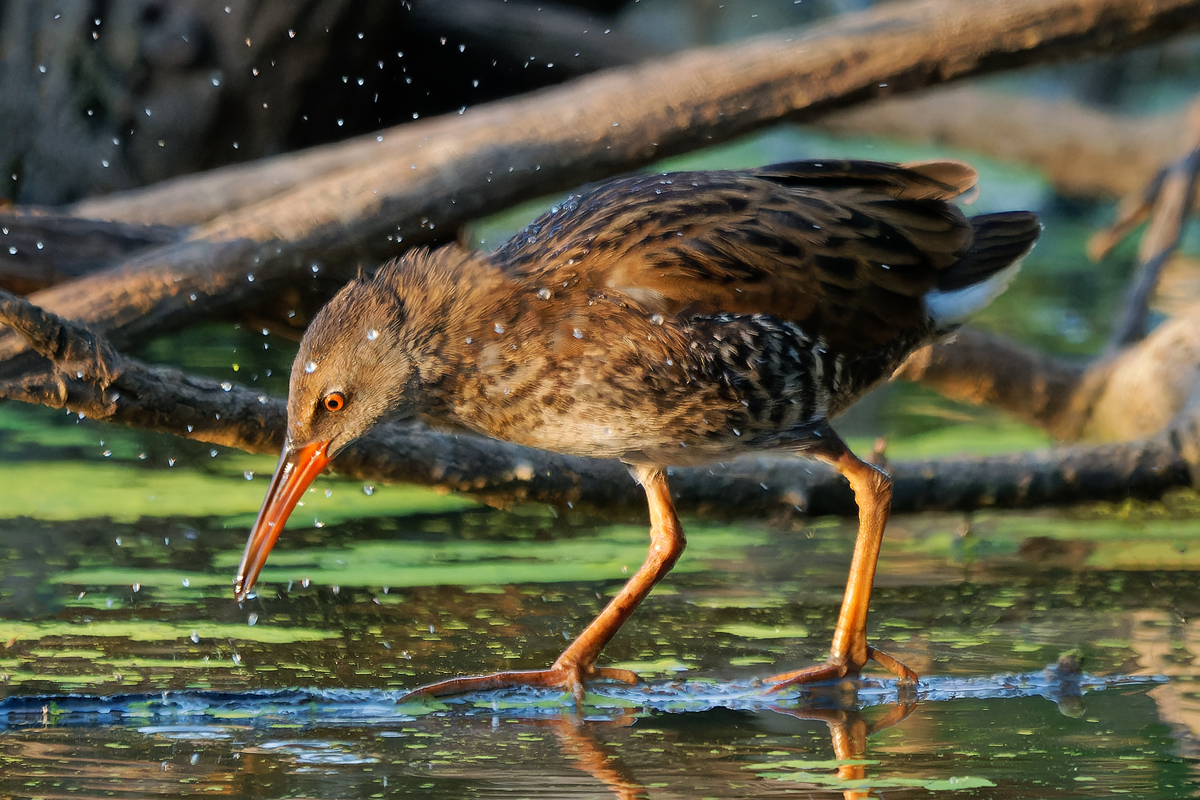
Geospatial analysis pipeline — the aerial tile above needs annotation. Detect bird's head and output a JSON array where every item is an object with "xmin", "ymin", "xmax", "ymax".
[
  {"xmin": 285, "ymin": 272, "xmax": 425, "ymax": 460},
  {"xmin": 232, "ymin": 253, "xmax": 460, "ymax": 601}
]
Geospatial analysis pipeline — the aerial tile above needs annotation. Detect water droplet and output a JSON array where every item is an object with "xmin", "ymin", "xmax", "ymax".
[
  {"xmin": 465, "ymin": 336, "xmax": 472, "ymax": 344},
  {"xmin": 247, "ymin": 613, "xmax": 258, "ymax": 626},
  {"xmin": 302, "ymin": 578, "xmax": 310, "ymax": 588},
  {"xmin": 537, "ymin": 288, "xmax": 551, "ymax": 300},
  {"xmin": 115, "ymin": 537, "xmax": 122, "ymax": 546},
  {"xmin": 363, "ymin": 485, "xmax": 374, "ymax": 495},
  {"xmin": 304, "ymin": 361, "xmax": 317, "ymax": 373},
  {"xmin": 246, "ymin": 273, "xmax": 254, "ymax": 282},
  {"xmin": 244, "ymin": 470, "xmax": 254, "ymax": 481},
  {"xmin": 493, "ymin": 322, "xmax": 505, "ymax": 334},
  {"xmin": 210, "ymin": 449, "xmax": 218, "ymax": 457},
  {"xmin": 651, "ymin": 313, "xmax": 665, "ymax": 325},
  {"xmin": 572, "ymin": 328, "xmax": 583, "ymax": 339},
  {"xmin": 366, "ymin": 328, "xmax": 379, "ymax": 341},
  {"xmin": 132, "ymin": 583, "xmax": 140, "ymax": 592},
  {"xmin": 220, "ymin": 382, "xmax": 232, "ymax": 391},
  {"xmin": 7, "ymin": 247, "xmax": 15, "ymax": 255},
  {"xmin": 102, "ymin": 449, "xmax": 111, "ymax": 457},
  {"xmin": 190, "ymin": 630, "xmax": 199, "ymax": 642},
  {"xmin": 35, "ymin": 241, "xmax": 43, "ymax": 250}
]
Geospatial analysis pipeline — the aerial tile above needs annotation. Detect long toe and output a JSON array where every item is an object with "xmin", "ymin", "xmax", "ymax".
[
  {"xmin": 763, "ymin": 644, "xmax": 918, "ymax": 693},
  {"xmin": 398, "ymin": 665, "xmax": 642, "ymax": 705}
]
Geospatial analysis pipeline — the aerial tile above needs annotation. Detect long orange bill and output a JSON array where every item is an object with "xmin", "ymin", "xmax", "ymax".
[{"xmin": 233, "ymin": 439, "xmax": 332, "ymax": 601}]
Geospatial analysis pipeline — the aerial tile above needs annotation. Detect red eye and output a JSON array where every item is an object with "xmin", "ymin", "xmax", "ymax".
[{"xmin": 322, "ymin": 392, "xmax": 346, "ymax": 412}]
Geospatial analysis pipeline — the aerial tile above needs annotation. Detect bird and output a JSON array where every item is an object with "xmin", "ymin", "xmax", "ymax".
[{"xmin": 232, "ymin": 159, "xmax": 1039, "ymax": 702}]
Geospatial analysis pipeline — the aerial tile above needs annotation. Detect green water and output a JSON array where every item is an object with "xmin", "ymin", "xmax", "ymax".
[{"xmin": 4, "ymin": 123, "xmax": 1200, "ymax": 797}]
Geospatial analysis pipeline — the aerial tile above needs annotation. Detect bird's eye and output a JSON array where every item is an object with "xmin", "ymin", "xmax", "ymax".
[{"xmin": 322, "ymin": 392, "xmax": 346, "ymax": 412}]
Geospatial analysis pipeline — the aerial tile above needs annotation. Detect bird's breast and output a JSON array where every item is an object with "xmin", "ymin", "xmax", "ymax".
[{"xmin": 427, "ymin": 305, "xmax": 910, "ymax": 465}]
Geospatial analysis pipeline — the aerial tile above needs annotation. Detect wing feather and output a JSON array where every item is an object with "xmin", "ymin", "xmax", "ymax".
[{"xmin": 497, "ymin": 160, "xmax": 1006, "ymax": 353}]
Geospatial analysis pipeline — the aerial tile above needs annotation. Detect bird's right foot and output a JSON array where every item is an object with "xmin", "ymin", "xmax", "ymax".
[{"xmin": 763, "ymin": 645, "xmax": 918, "ymax": 693}]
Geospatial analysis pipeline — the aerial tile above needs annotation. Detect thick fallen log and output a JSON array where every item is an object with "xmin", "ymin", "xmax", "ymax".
[{"xmin": 1, "ymin": 289, "xmax": 1195, "ymax": 520}]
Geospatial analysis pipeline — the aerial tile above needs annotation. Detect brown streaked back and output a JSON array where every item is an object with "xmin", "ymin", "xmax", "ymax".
[{"xmin": 496, "ymin": 160, "xmax": 992, "ymax": 355}]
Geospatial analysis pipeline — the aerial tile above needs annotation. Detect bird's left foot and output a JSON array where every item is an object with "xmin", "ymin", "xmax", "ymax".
[
  {"xmin": 763, "ymin": 645, "xmax": 917, "ymax": 692},
  {"xmin": 398, "ymin": 662, "xmax": 640, "ymax": 706}
]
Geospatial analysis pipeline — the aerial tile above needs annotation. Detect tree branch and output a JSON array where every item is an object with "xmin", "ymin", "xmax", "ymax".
[
  {"xmin": 894, "ymin": 329, "xmax": 1088, "ymax": 439},
  {"xmin": 1102, "ymin": 99, "xmax": 1200, "ymax": 349},
  {"xmin": 0, "ymin": 210, "xmax": 182, "ymax": 294},
  {"xmin": 815, "ymin": 84, "xmax": 1193, "ymax": 201}
]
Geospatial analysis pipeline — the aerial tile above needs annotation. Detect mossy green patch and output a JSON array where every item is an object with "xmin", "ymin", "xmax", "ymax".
[
  {"xmin": 0, "ymin": 460, "xmax": 474, "ymax": 523},
  {"xmin": 209, "ymin": 523, "xmax": 769, "ymax": 591},
  {"xmin": 0, "ymin": 620, "xmax": 336, "ymax": 644},
  {"xmin": 716, "ymin": 624, "xmax": 810, "ymax": 640},
  {"xmin": 604, "ymin": 657, "xmax": 692, "ymax": 674}
]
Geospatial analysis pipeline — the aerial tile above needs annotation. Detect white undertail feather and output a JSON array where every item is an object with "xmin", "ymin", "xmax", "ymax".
[{"xmin": 925, "ymin": 261, "xmax": 1022, "ymax": 332}]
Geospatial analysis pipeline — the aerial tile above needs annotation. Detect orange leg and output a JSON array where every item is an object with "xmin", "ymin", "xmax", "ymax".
[
  {"xmin": 400, "ymin": 465, "xmax": 686, "ymax": 705},
  {"xmin": 766, "ymin": 430, "xmax": 917, "ymax": 690}
]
